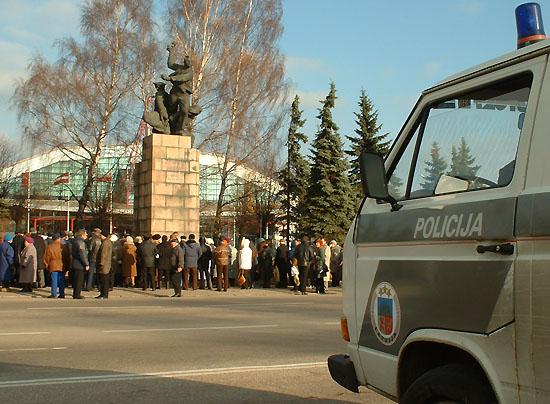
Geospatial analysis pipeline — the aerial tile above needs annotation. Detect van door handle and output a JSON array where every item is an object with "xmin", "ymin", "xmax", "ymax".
[{"xmin": 476, "ymin": 243, "xmax": 514, "ymax": 255}]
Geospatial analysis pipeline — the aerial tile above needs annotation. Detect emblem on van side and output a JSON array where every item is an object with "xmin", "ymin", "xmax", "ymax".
[{"xmin": 370, "ymin": 282, "xmax": 401, "ymax": 346}]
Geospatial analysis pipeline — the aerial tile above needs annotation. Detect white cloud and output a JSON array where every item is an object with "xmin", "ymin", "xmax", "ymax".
[
  {"xmin": 451, "ymin": 1, "xmax": 483, "ymax": 15},
  {"xmin": 389, "ymin": 94, "xmax": 419, "ymax": 110},
  {"xmin": 423, "ymin": 62, "xmax": 443, "ymax": 77},
  {"xmin": 285, "ymin": 55, "xmax": 333, "ymax": 75},
  {"xmin": 0, "ymin": 0, "xmax": 80, "ymax": 41},
  {"xmin": 0, "ymin": 0, "xmax": 81, "ymax": 127},
  {"xmin": 0, "ymin": 40, "xmax": 31, "ymax": 98},
  {"xmin": 292, "ymin": 89, "xmax": 327, "ymax": 109}
]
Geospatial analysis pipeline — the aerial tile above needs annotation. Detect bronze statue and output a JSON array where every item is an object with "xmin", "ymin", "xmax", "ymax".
[{"xmin": 143, "ymin": 42, "xmax": 202, "ymax": 137}]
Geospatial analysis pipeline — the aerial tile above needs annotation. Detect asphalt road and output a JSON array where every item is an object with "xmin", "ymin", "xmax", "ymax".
[{"xmin": 0, "ymin": 286, "xmax": 391, "ymax": 403}]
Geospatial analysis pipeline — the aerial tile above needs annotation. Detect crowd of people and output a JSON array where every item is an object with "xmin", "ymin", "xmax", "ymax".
[{"xmin": 0, "ymin": 228, "xmax": 343, "ymax": 299}]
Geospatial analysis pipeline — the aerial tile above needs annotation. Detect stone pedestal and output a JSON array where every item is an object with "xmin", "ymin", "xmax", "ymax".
[{"xmin": 134, "ymin": 134, "xmax": 200, "ymax": 237}]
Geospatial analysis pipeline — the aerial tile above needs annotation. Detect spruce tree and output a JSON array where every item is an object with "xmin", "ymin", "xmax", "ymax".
[
  {"xmin": 346, "ymin": 89, "xmax": 391, "ymax": 202},
  {"xmin": 303, "ymin": 83, "xmax": 355, "ymax": 241},
  {"xmin": 420, "ymin": 141, "xmax": 448, "ymax": 191},
  {"xmin": 278, "ymin": 95, "xmax": 310, "ymax": 236},
  {"xmin": 449, "ymin": 137, "xmax": 480, "ymax": 179}
]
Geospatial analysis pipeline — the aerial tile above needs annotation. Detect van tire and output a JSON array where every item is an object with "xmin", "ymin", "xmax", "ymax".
[{"xmin": 400, "ymin": 363, "xmax": 496, "ymax": 404}]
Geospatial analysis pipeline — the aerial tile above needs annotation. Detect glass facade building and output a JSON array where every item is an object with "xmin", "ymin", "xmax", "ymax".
[{"xmin": 6, "ymin": 147, "xmax": 248, "ymax": 210}]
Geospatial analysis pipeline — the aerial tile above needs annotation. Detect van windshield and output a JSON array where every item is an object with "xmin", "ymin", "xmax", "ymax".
[{"xmin": 389, "ymin": 73, "xmax": 532, "ymax": 200}]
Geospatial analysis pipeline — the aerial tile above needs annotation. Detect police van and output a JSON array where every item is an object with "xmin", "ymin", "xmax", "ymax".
[{"xmin": 329, "ymin": 3, "xmax": 550, "ymax": 403}]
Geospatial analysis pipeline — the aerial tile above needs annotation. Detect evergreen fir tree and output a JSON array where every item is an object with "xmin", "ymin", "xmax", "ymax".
[
  {"xmin": 449, "ymin": 137, "xmax": 480, "ymax": 179},
  {"xmin": 303, "ymin": 82, "xmax": 355, "ymax": 241},
  {"xmin": 346, "ymin": 89, "xmax": 391, "ymax": 203},
  {"xmin": 277, "ymin": 95, "xmax": 310, "ymax": 236},
  {"xmin": 420, "ymin": 141, "xmax": 448, "ymax": 191}
]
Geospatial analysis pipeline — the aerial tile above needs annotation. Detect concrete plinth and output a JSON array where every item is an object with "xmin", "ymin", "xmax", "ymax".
[{"xmin": 134, "ymin": 134, "xmax": 200, "ymax": 237}]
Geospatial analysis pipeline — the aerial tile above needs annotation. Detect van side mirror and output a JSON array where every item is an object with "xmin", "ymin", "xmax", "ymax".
[{"xmin": 359, "ymin": 152, "xmax": 402, "ymax": 211}]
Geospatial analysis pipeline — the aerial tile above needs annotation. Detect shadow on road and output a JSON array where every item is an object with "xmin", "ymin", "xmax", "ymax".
[{"xmin": 0, "ymin": 361, "xmax": 366, "ymax": 404}]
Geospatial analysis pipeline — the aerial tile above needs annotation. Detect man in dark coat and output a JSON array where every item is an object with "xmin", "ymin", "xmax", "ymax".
[
  {"xmin": 275, "ymin": 240, "xmax": 289, "ymax": 288},
  {"xmin": 183, "ymin": 234, "xmax": 201, "ymax": 290},
  {"xmin": 197, "ymin": 237, "xmax": 212, "ymax": 290},
  {"xmin": 96, "ymin": 233, "xmax": 112, "ymax": 299},
  {"xmin": 169, "ymin": 238, "xmax": 184, "ymax": 297},
  {"xmin": 259, "ymin": 240, "xmax": 273, "ymax": 289},
  {"xmin": 294, "ymin": 236, "xmax": 313, "ymax": 295},
  {"xmin": 140, "ymin": 235, "xmax": 158, "ymax": 291},
  {"xmin": 157, "ymin": 235, "xmax": 171, "ymax": 289},
  {"xmin": 12, "ymin": 232, "xmax": 25, "ymax": 281},
  {"xmin": 0, "ymin": 234, "xmax": 14, "ymax": 291},
  {"xmin": 71, "ymin": 229, "xmax": 89, "ymax": 299},
  {"xmin": 32, "ymin": 230, "xmax": 46, "ymax": 288}
]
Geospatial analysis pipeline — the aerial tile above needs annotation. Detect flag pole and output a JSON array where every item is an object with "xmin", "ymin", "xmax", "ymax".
[
  {"xmin": 26, "ymin": 173, "xmax": 30, "ymax": 234},
  {"xmin": 67, "ymin": 198, "xmax": 70, "ymax": 233},
  {"xmin": 109, "ymin": 183, "xmax": 113, "ymax": 234}
]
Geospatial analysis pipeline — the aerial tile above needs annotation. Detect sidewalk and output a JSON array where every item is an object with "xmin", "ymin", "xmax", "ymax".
[{"xmin": 0, "ymin": 284, "xmax": 343, "ymax": 300}]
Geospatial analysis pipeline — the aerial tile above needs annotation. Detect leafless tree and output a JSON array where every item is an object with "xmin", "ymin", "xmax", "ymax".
[
  {"xmin": 168, "ymin": 0, "xmax": 288, "ymax": 234},
  {"xmin": 0, "ymin": 134, "xmax": 20, "ymax": 199},
  {"xmin": 251, "ymin": 151, "xmax": 282, "ymax": 238},
  {"xmin": 13, "ymin": 0, "xmax": 159, "ymax": 224}
]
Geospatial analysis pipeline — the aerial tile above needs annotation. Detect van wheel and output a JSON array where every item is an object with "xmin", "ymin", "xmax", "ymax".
[{"xmin": 400, "ymin": 363, "xmax": 496, "ymax": 404}]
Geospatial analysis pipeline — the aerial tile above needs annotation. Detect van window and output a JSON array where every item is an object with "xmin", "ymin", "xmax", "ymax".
[
  {"xmin": 387, "ymin": 125, "xmax": 420, "ymax": 200},
  {"xmin": 407, "ymin": 74, "xmax": 532, "ymax": 198}
]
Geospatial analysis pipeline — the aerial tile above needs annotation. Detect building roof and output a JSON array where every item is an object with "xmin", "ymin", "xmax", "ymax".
[{"xmin": 6, "ymin": 141, "xmax": 280, "ymax": 191}]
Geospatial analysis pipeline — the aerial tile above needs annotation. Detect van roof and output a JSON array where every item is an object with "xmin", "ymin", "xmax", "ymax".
[{"xmin": 425, "ymin": 38, "xmax": 550, "ymax": 94}]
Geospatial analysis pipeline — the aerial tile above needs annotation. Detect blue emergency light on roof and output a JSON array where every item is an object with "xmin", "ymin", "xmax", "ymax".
[{"xmin": 516, "ymin": 3, "xmax": 546, "ymax": 49}]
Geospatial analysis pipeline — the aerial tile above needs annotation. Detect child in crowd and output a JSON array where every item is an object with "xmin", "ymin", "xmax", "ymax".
[{"xmin": 290, "ymin": 258, "xmax": 299, "ymax": 289}]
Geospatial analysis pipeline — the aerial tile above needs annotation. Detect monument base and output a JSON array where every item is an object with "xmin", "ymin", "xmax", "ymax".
[{"xmin": 134, "ymin": 134, "xmax": 200, "ymax": 237}]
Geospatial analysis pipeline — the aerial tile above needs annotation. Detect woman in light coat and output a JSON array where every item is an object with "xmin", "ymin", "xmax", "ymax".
[
  {"xmin": 239, "ymin": 238, "xmax": 253, "ymax": 289},
  {"xmin": 19, "ymin": 236, "xmax": 37, "ymax": 293},
  {"xmin": 121, "ymin": 236, "xmax": 137, "ymax": 287}
]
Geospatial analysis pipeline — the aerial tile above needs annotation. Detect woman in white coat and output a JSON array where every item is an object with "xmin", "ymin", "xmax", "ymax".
[{"xmin": 239, "ymin": 238, "xmax": 253, "ymax": 289}]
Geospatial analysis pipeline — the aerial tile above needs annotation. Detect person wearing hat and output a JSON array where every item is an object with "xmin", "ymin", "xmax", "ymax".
[
  {"xmin": 71, "ymin": 229, "xmax": 89, "ymax": 299},
  {"xmin": 0, "ymin": 234, "xmax": 15, "ymax": 291},
  {"xmin": 96, "ymin": 233, "xmax": 112, "ymax": 299},
  {"xmin": 61, "ymin": 231, "xmax": 73, "ymax": 282},
  {"xmin": 139, "ymin": 234, "xmax": 158, "ymax": 291},
  {"xmin": 183, "ymin": 234, "xmax": 201, "ymax": 291},
  {"xmin": 122, "ymin": 236, "xmax": 137, "ymax": 287},
  {"xmin": 31, "ymin": 229, "xmax": 47, "ymax": 289},
  {"xmin": 85, "ymin": 228, "xmax": 102, "ymax": 292},
  {"xmin": 213, "ymin": 238, "xmax": 230, "ymax": 292},
  {"xmin": 19, "ymin": 236, "xmax": 37, "ymax": 293},
  {"xmin": 44, "ymin": 233, "xmax": 64, "ymax": 298},
  {"xmin": 169, "ymin": 238, "xmax": 184, "ymax": 297}
]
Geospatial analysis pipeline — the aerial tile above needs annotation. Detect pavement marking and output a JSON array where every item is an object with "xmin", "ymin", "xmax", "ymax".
[
  {"xmin": 102, "ymin": 324, "xmax": 279, "ymax": 333},
  {"xmin": 206, "ymin": 302, "xmax": 310, "ymax": 308},
  {"xmin": 0, "ymin": 347, "xmax": 67, "ymax": 353},
  {"xmin": 0, "ymin": 361, "xmax": 326, "ymax": 388},
  {"xmin": 27, "ymin": 306, "xmax": 163, "ymax": 311},
  {"xmin": 0, "ymin": 332, "xmax": 50, "ymax": 336},
  {"xmin": 323, "ymin": 321, "xmax": 341, "ymax": 325},
  {"xmin": 22, "ymin": 302, "xmax": 317, "ymax": 312}
]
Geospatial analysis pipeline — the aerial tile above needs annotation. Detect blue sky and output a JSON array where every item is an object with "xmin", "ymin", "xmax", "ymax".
[{"xmin": 0, "ymin": 0, "xmax": 547, "ymax": 149}]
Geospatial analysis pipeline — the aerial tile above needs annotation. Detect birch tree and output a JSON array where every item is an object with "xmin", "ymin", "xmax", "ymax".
[
  {"xmin": 169, "ymin": 0, "xmax": 288, "ymax": 234},
  {"xmin": 14, "ymin": 0, "xmax": 159, "ymax": 223}
]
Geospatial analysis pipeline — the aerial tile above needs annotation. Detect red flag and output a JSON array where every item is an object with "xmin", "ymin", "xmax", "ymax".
[
  {"xmin": 96, "ymin": 175, "xmax": 112, "ymax": 183},
  {"xmin": 53, "ymin": 172, "xmax": 70, "ymax": 185},
  {"xmin": 21, "ymin": 171, "xmax": 30, "ymax": 189}
]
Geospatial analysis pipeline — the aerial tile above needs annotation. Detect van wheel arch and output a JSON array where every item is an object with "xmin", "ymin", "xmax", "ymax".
[{"xmin": 398, "ymin": 341, "xmax": 496, "ymax": 401}]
